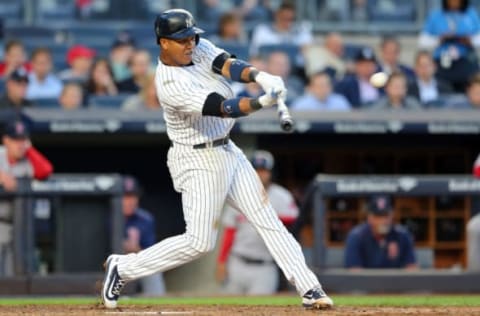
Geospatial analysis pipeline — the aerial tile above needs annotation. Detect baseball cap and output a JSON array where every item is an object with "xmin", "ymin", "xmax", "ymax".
[
  {"xmin": 251, "ymin": 150, "xmax": 275, "ymax": 170},
  {"xmin": 367, "ymin": 195, "xmax": 393, "ymax": 216},
  {"xmin": 67, "ymin": 45, "xmax": 96, "ymax": 65},
  {"xmin": 122, "ymin": 176, "xmax": 142, "ymax": 195},
  {"xmin": 355, "ymin": 47, "xmax": 377, "ymax": 63},
  {"xmin": 4, "ymin": 120, "xmax": 29, "ymax": 139},
  {"xmin": 8, "ymin": 68, "xmax": 29, "ymax": 83},
  {"xmin": 111, "ymin": 31, "xmax": 136, "ymax": 49}
]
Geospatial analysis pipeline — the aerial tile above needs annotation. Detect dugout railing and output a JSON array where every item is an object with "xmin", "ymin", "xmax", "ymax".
[{"xmin": 0, "ymin": 174, "xmax": 124, "ymax": 277}]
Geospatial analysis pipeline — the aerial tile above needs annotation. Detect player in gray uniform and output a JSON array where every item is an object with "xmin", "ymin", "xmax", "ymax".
[
  {"xmin": 102, "ymin": 9, "xmax": 333, "ymax": 310},
  {"xmin": 216, "ymin": 150, "xmax": 299, "ymax": 294},
  {"xmin": 0, "ymin": 120, "xmax": 53, "ymax": 275}
]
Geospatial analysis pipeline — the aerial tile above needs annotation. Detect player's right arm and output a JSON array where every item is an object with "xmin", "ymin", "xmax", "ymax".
[{"xmin": 159, "ymin": 73, "xmax": 279, "ymax": 118}]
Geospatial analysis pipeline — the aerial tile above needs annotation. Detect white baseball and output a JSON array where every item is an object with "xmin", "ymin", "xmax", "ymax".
[{"xmin": 370, "ymin": 72, "xmax": 388, "ymax": 88}]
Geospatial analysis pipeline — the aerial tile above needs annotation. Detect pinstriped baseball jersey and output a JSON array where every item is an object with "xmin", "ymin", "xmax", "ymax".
[
  {"xmin": 156, "ymin": 38, "xmax": 235, "ymax": 145},
  {"xmin": 223, "ymin": 183, "xmax": 299, "ymax": 261},
  {"xmin": 116, "ymin": 37, "xmax": 323, "ymax": 297}
]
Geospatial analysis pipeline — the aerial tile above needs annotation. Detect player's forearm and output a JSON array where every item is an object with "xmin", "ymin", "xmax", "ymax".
[
  {"xmin": 202, "ymin": 93, "xmax": 275, "ymax": 118},
  {"xmin": 220, "ymin": 96, "xmax": 262, "ymax": 117},
  {"xmin": 212, "ymin": 53, "xmax": 259, "ymax": 83},
  {"xmin": 221, "ymin": 58, "xmax": 259, "ymax": 83}
]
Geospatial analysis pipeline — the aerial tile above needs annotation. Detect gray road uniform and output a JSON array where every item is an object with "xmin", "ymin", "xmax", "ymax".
[{"xmin": 222, "ymin": 183, "xmax": 299, "ymax": 294}]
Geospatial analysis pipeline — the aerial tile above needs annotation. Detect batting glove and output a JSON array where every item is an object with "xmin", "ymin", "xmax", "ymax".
[
  {"xmin": 255, "ymin": 71, "xmax": 287, "ymax": 100},
  {"xmin": 258, "ymin": 87, "xmax": 285, "ymax": 108}
]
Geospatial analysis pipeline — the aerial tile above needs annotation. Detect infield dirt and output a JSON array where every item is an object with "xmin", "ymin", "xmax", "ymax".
[{"xmin": 1, "ymin": 305, "xmax": 480, "ymax": 316}]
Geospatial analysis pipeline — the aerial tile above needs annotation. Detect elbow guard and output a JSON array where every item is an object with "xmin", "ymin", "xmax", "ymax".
[
  {"xmin": 212, "ymin": 53, "xmax": 230, "ymax": 75},
  {"xmin": 229, "ymin": 59, "xmax": 252, "ymax": 82},
  {"xmin": 202, "ymin": 92, "xmax": 225, "ymax": 117}
]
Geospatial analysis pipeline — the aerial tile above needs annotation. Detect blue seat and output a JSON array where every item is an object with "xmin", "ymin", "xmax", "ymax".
[
  {"xmin": 258, "ymin": 44, "xmax": 299, "ymax": 66},
  {"xmin": 0, "ymin": 2, "xmax": 22, "ymax": 21},
  {"xmin": 5, "ymin": 26, "xmax": 55, "ymax": 38},
  {"xmin": 88, "ymin": 94, "xmax": 131, "ymax": 109},
  {"xmin": 32, "ymin": 98, "xmax": 61, "ymax": 108},
  {"xmin": 0, "ymin": 79, "xmax": 5, "ymax": 95},
  {"xmin": 37, "ymin": 2, "xmax": 75, "ymax": 21},
  {"xmin": 368, "ymin": 0, "xmax": 416, "ymax": 22},
  {"xmin": 217, "ymin": 43, "xmax": 249, "ymax": 61}
]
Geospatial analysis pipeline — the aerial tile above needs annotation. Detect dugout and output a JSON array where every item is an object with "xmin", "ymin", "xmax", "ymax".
[{"xmin": 2, "ymin": 108, "xmax": 477, "ymax": 294}]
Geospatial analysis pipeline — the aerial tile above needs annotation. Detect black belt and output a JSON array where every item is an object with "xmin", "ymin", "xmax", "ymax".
[
  {"xmin": 234, "ymin": 253, "xmax": 273, "ymax": 265},
  {"xmin": 192, "ymin": 136, "xmax": 229, "ymax": 149}
]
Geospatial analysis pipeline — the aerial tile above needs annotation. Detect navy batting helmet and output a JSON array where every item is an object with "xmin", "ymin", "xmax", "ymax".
[
  {"xmin": 154, "ymin": 9, "xmax": 204, "ymax": 45},
  {"xmin": 251, "ymin": 150, "xmax": 275, "ymax": 170}
]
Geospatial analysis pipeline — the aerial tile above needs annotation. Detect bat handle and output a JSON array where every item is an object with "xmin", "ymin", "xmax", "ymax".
[{"xmin": 277, "ymin": 98, "xmax": 294, "ymax": 133}]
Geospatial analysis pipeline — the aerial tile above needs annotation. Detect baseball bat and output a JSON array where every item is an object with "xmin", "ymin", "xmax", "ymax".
[{"xmin": 277, "ymin": 98, "xmax": 294, "ymax": 132}]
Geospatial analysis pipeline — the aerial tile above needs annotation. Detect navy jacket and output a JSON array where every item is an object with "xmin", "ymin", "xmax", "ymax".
[
  {"xmin": 344, "ymin": 222, "xmax": 416, "ymax": 269},
  {"xmin": 334, "ymin": 74, "xmax": 382, "ymax": 108}
]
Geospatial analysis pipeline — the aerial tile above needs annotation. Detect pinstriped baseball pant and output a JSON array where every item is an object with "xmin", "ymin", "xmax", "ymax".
[{"xmin": 117, "ymin": 141, "xmax": 320, "ymax": 295}]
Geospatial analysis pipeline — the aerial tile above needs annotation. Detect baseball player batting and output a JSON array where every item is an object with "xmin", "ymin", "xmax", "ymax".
[{"xmin": 102, "ymin": 8, "xmax": 333, "ymax": 310}]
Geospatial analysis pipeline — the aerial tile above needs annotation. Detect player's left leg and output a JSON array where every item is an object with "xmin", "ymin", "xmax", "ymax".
[
  {"xmin": 226, "ymin": 146, "xmax": 333, "ymax": 309},
  {"xmin": 102, "ymin": 147, "xmax": 236, "ymax": 308}
]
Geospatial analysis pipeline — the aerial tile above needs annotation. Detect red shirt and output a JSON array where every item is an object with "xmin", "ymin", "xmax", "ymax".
[{"xmin": 474, "ymin": 153, "xmax": 480, "ymax": 178}]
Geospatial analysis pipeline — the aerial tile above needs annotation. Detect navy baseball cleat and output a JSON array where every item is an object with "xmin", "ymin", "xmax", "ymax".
[
  {"xmin": 102, "ymin": 255, "xmax": 125, "ymax": 309},
  {"xmin": 302, "ymin": 286, "xmax": 334, "ymax": 310}
]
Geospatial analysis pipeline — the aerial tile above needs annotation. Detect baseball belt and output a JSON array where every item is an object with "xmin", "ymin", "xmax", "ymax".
[
  {"xmin": 233, "ymin": 253, "xmax": 274, "ymax": 265},
  {"xmin": 192, "ymin": 136, "xmax": 229, "ymax": 149}
]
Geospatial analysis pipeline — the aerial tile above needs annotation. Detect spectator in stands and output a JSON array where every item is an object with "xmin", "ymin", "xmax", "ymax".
[
  {"xmin": 250, "ymin": 2, "xmax": 313, "ymax": 58},
  {"xmin": 419, "ymin": 0, "xmax": 480, "ymax": 92},
  {"xmin": 122, "ymin": 176, "xmax": 166, "ymax": 296},
  {"xmin": 0, "ymin": 68, "xmax": 33, "ymax": 110},
  {"xmin": 335, "ymin": 47, "xmax": 381, "ymax": 108},
  {"xmin": 109, "ymin": 31, "xmax": 136, "ymax": 82},
  {"xmin": 197, "ymin": 0, "xmax": 224, "ymax": 25},
  {"xmin": 344, "ymin": 195, "xmax": 418, "ymax": 270},
  {"xmin": 235, "ymin": 56, "xmax": 266, "ymax": 98},
  {"xmin": 456, "ymin": 74, "xmax": 480, "ymax": 108},
  {"xmin": 0, "ymin": 40, "xmax": 31, "ymax": 78},
  {"xmin": 85, "ymin": 58, "xmax": 118, "ymax": 97},
  {"xmin": 371, "ymin": 72, "xmax": 422, "ymax": 110},
  {"xmin": 58, "ymin": 83, "xmax": 84, "ymax": 110},
  {"xmin": 266, "ymin": 51, "xmax": 304, "ymax": 104},
  {"xmin": 291, "ymin": 72, "xmax": 351, "ymax": 111},
  {"xmin": 0, "ymin": 120, "xmax": 53, "ymax": 276},
  {"xmin": 377, "ymin": 36, "xmax": 415, "ymax": 81},
  {"xmin": 467, "ymin": 155, "xmax": 480, "ymax": 271},
  {"xmin": 58, "ymin": 45, "xmax": 95, "ymax": 83},
  {"xmin": 407, "ymin": 51, "xmax": 453, "ymax": 107},
  {"xmin": 122, "ymin": 74, "xmax": 160, "ymax": 111},
  {"xmin": 209, "ymin": 11, "xmax": 248, "ymax": 45},
  {"xmin": 304, "ymin": 32, "xmax": 347, "ymax": 80},
  {"xmin": 117, "ymin": 50, "xmax": 152, "ymax": 93},
  {"xmin": 25, "ymin": 48, "xmax": 63, "ymax": 101},
  {"xmin": 75, "ymin": 0, "xmax": 93, "ymax": 19}
]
